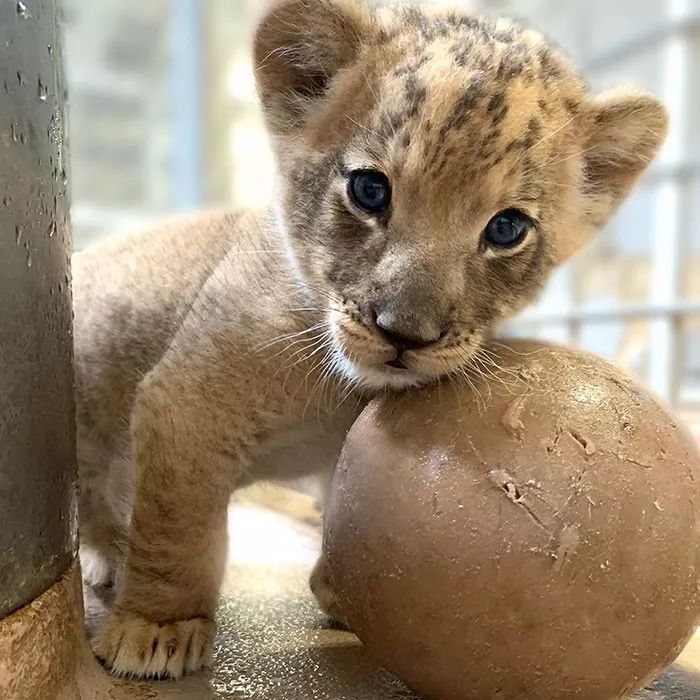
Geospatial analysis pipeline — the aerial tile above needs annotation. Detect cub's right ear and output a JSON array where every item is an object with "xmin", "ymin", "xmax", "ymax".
[{"xmin": 254, "ymin": 0, "xmax": 373, "ymax": 135}]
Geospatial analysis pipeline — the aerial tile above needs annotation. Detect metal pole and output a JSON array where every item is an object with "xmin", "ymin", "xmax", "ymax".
[{"xmin": 0, "ymin": 0, "xmax": 76, "ymax": 619}]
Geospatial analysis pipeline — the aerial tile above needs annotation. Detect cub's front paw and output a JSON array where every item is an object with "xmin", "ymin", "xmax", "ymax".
[{"xmin": 93, "ymin": 609, "xmax": 215, "ymax": 679}]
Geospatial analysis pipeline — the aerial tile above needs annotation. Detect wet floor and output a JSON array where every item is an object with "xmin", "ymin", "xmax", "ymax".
[{"xmin": 79, "ymin": 502, "xmax": 700, "ymax": 699}]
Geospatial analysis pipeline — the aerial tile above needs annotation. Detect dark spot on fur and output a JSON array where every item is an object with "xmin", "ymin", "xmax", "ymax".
[
  {"xmin": 537, "ymin": 98, "xmax": 553, "ymax": 117},
  {"xmin": 538, "ymin": 46, "xmax": 563, "ymax": 81},
  {"xmin": 393, "ymin": 54, "xmax": 429, "ymax": 78},
  {"xmin": 523, "ymin": 117, "xmax": 542, "ymax": 150},
  {"xmin": 496, "ymin": 58, "xmax": 519, "ymax": 82},
  {"xmin": 505, "ymin": 139, "xmax": 523, "ymax": 154},
  {"xmin": 437, "ymin": 77, "xmax": 487, "ymax": 143},
  {"xmin": 487, "ymin": 91, "xmax": 505, "ymax": 114},
  {"xmin": 377, "ymin": 27, "xmax": 391, "ymax": 45},
  {"xmin": 564, "ymin": 98, "xmax": 581, "ymax": 114},
  {"xmin": 431, "ymin": 146, "xmax": 456, "ymax": 178},
  {"xmin": 404, "ymin": 75, "xmax": 427, "ymax": 115}
]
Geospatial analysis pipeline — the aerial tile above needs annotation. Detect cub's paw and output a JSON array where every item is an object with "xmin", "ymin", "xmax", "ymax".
[
  {"xmin": 93, "ymin": 609, "xmax": 215, "ymax": 679},
  {"xmin": 79, "ymin": 544, "xmax": 116, "ymax": 589}
]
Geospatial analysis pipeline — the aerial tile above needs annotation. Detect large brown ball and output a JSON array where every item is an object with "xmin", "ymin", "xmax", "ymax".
[{"xmin": 324, "ymin": 340, "xmax": 700, "ymax": 700}]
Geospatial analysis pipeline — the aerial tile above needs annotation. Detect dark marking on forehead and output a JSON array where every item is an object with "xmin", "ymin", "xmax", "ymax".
[
  {"xmin": 505, "ymin": 139, "xmax": 522, "ymax": 155},
  {"xmin": 401, "ymin": 6, "xmax": 427, "ymax": 27},
  {"xmin": 538, "ymin": 98, "xmax": 553, "ymax": 116},
  {"xmin": 487, "ymin": 91, "xmax": 510, "ymax": 127},
  {"xmin": 518, "ymin": 186, "xmax": 544, "ymax": 204},
  {"xmin": 404, "ymin": 74, "xmax": 427, "ymax": 110},
  {"xmin": 438, "ymin": 77, "xmax": 488, "ymax": 139},
  {"xmin": 467, "ymin": 17, "xmax": 502, "ymax": 44},
  {"xmin": 373, "ymin": 74, "xmax": 427, "ymax": 143},
  {"xmin": 430, "ymin": 145, "xmax": 456, "ymax": 179},
  {"xmin": 489, "ymin": 23, "xmax": 522, "ymax": 44},
  {"xmin": 524, "ymin": 117, "xmax": 542, "ymax": 148},
  {"xmin": 564, "ymin": 97, "xmax": 581, "ymax": 114},
  {"xmin": 444, "ymin": 13, "xmax": 483, "ymax": 32},
  {"xmin": 487, "ymin": 91, "xmax": 506, "ymax": 114},
  {"xmin": 537, "ymin": 46, "xmax": 563, "ymax": 81},
  {"xmin": 516, "ymin": 154, "xmax": 536, "ymax": 183},
  {"xmin": 450, "ymin": 41, "xmax": 474, "ymax": 69},
  {"xmin": 496, "ymin": 48, "xmax": 529, "ymax": 83},
  {"xmin": 376, "ymin": 26, "xmax": 391, "ymax": 45},
  {"xmin": 392, "ymin": 54, "xmax": 430, "ymax": 78},
  {"xmin": 501, "ymin": 117, "xmax": 544, "ymax": 162},
  {"xmin": 491, "ymin": 152, "xmax": 505, "ymax": 168}
]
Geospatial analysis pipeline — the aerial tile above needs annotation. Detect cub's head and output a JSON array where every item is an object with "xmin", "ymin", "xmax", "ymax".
[{"xmin": 255, "ymin": 0, "xmax": 667, "ymax": 390}]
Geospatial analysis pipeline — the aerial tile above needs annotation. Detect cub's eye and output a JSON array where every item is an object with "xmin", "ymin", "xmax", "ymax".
[
  {"xmin": 348, "ymin": 169, "xmax": 392, "ymax": 214},
  {"xmin": 484, "ymin": 209, "xmax": 533, "ymax": 248}
]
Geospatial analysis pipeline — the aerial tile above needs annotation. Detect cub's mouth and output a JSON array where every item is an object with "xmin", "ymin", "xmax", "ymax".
[
  {"xmin": 328, "ymin": 309, "xmax": 482, "ymax": 391},
  {"xmin": 331, "ymin": 343, "xmax": 428, "ymax": 390},
  {"xmin": 386, "ymin": 357, "xmax": 408, "ymax": 370}
]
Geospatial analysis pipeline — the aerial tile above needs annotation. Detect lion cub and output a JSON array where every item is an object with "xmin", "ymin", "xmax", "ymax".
[{"xmin": 73, "ymin": 0, "xmax": 667, "ymax": 679}]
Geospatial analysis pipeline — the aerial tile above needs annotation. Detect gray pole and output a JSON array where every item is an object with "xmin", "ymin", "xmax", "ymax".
[{"xmin": 0, "ymin": 0, "xmax": 76, "ymax": 619}]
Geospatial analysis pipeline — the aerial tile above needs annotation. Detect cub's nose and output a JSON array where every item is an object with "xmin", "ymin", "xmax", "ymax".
[{"xmin": 374, "ymin": 310, "xmax": 442, "ymax": 351}]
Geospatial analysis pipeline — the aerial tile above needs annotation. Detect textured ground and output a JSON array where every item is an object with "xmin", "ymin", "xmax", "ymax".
[{"xmin": 74, "ymin": 502, "xmax": 700, "ymax": 699}]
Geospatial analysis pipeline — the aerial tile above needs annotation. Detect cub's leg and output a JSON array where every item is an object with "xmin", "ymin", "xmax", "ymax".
[
  {"xmin": 309, "ymin": 554, "xmax": 349, "ymax": 627},
  {"xmin": 309, "ymin": 465, "xmax": 349, "ymax": 627},
  {"xmin": 92, "ymin": 366, "xmax": 245, "ymax": 679},
  {"xmin": 77, "ymin": 439, "xmax": 132, "ymax": 589}
]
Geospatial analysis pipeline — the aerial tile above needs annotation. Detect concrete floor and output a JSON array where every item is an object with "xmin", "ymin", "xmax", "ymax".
[
  {"xmin": 73, "ymin": 502, "xmax": 700, "ymax": 700},
  {"xmin": 5, "ymin": 499, "xmax": 698, "ymax": 699},
  {"xmin": 79, "ymin": 503, "xmax": 414, "ymax": 699}
]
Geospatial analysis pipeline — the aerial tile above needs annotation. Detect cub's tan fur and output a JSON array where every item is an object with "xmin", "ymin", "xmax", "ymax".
[{"xmin": 74, "ymin": 0, "xmax": 667, "ymax": 679}]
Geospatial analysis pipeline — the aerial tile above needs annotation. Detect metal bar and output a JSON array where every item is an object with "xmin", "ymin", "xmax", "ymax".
[
  {"xmin": 645, "ymin": 160, "xmax": 700, "ymax": 184},
  {"xmin": 647, "ymin": 0, "xmax": 690, "ymax": 401},
  {"xmin": 170, "ymin": 0, "xmax": 203, "ymax": 210},
  {"xmin": 509, "ymin": 301, "xmax": 700, "ymax": 329},
  {"xmin": 585, "ymin": 12, "xmax": 700, "ymax": 71}
]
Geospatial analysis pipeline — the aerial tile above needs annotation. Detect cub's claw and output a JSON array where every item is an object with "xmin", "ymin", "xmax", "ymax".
[{"xmin": 93, "ymin": 609, "xmax": 214, "ymax": 679}]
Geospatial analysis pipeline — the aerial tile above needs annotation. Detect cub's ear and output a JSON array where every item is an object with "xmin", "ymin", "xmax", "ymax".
[
  {"xmin": 254, "ymin": 0, "xmax": 373, "ymax": 135},
  {"xmin": 581, "ymin": 88, "xmax": 668, "ymax": 227}
]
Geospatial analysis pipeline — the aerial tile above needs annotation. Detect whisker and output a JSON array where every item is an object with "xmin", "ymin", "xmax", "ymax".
[
  {"xmin": 488, "ymin": 341, "xmax": 548, "ymax": 358},
  {"xmin": 271, "ymin": 331, "xmax": 331, "ymax": 366},
  {"xmin": 522, "ymin": 145, "xmax": 598, "ymax": 174},
  {"xmin": 521, "ymin": 114, "xmax": 577, "ymax": 159},
  {"xmin": 344, "ymin": 113, "xmax": 383, "ymax": 139},
  {"xmin": 250, "ymin": 321, "xmax": 332, "ymax": 354}
]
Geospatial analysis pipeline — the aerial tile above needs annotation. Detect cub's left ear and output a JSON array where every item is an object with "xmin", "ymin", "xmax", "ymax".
[{"xmin": 581, "ymin": 88, "xmax": 668, "ymax": 227}]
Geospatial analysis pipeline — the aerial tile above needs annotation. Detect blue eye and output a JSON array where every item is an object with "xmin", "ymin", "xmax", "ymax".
[
  {"xmin": 348, "ymin": 170, "xmax": 392, "ymax": 214},
  {"xmin": 484, "ymin": 209, "xmax": 533, "ymax": 247}
]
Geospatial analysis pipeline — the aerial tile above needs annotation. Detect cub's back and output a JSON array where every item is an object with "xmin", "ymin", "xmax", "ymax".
[{"xmin": 72, "ymin": 210, "xmax": 254, "ymax": 449}]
